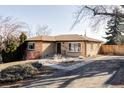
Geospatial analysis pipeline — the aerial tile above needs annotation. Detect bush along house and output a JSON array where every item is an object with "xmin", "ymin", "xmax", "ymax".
[{"xmin": 24, "ymin": 34, "xmax": 103, "ymax": 60}]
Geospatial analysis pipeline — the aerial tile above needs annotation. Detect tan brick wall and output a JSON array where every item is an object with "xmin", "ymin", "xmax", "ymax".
[
  {"xmin": 25, "ymin": 41, "xmax": 101, "ymax": 60},
  {"xmin": 81, "ymin": 42, "xmax": 86, "ymax": 57},
  {"xmin": 86, "ymin": 42, "xmax": 101, "ymax": 57},
  {"xmin": 42, "ymin": 42, "xmax": 56, "ymax": 58},
  {"xmin": 26, "ymin": 41, "xmax": 56, "ymax": 59},
  {"xmin": 26, "ymin": 41, "xmax": 42, "ymax": 60}
]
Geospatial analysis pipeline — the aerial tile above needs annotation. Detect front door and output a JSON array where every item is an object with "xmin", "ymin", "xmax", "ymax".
[{"xmin": 57, "ymin": 43, "xmax": 61, "ymax": 54}]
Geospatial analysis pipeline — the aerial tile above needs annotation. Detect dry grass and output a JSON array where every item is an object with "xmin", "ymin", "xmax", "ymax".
[{"xmin": 0, "ymin": 60, "xmax": 39, "ymax": 70}]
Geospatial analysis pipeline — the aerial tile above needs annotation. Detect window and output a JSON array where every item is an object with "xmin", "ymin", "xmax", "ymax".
[
  {"xmin": 27, "ymin": 42, "xmax": 35, "ymax": 50},
  {"xmin": 69, "ymin": 42, "xmax": 81, "ymax": 52}
]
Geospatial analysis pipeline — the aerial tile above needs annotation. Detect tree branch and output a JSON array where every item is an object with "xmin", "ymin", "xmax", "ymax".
[{"xmin": 85, "ymin": 6, "xmax": 124, "ymax": 18}]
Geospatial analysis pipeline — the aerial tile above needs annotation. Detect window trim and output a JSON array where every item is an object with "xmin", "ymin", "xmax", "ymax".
[
  {"xmin": 68, "ymin": 42, "xmax": 81, "ymax": 52},
  {"xmin": 27, "ymin": 42, "xmax": 35, "ymax": 50}
]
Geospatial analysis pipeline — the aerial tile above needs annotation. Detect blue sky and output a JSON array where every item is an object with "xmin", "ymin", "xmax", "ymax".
[{"xmin": 0, "ymin": 5, "xmax": 106, "ymax": 41}]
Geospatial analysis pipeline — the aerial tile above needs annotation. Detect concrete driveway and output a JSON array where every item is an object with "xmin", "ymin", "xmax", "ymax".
[{"xmin": 1, "ymin": 56, "xmax": 124, "ymax": 88}]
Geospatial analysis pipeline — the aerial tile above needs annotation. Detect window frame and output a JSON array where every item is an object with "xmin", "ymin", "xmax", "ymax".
[
  {"xmin": 68, "ymin": 42, "xmax": 81, "ymax": 52},
  {"xmin": 27, "ymin": 42, "xmax": 35, "ymax": 50}
]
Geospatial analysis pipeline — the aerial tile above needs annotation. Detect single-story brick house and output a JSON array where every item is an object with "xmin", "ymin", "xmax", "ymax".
[{"xmin": 25, "ymin": 34, "xmax": 103, "ymax": 60}]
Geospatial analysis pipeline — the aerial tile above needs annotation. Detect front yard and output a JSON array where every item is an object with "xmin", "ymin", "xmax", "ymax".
[{"xmin": 1, "ymin": 56, "xmax": 124, "ymax": 88}]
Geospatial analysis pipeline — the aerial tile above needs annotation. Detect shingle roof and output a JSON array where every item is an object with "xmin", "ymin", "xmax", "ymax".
[
  {"xmin": 26, "ymin": 34, "xmax": 103, "ymax": 43},
  {"xmin": 55, "ymin": 34, "xmax": 86, "ymax": 41},
  {"xmin": 26, "ymin": 35, "xmax": 55, "ymax": 41},
  {"xmin": 84, "ymin": 36, "xmax": 103, "ymax": 42}
]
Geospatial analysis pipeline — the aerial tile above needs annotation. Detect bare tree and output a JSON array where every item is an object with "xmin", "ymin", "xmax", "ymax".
[
  {"xmin": 0, "ymin": 16, "xmax": 29, "ymax": 52},
  {"xmin": 35, "ymin": 24, "xmax": 51, "ymax": 36},
  {"xmin": 71, "ymin": 5, "xmax": 124, "ymax": 32},
  {"xmin": 25, "ymin": 24, "xmax": 34, "ymax": 37}
]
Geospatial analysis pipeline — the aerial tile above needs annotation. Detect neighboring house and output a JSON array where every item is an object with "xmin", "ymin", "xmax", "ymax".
[{"xmin": 25, "ymin": 34, "xmax": 103, "ymax": 60}]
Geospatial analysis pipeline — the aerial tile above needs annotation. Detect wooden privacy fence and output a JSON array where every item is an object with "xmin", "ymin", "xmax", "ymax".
[{"xmin": 100, "ymin": 45, "xmax": 124, "ymax": 55}]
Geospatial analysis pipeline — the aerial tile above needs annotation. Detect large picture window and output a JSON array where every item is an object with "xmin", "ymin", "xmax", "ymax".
[
  {"xmin": 27, "ymin": 42, "xmax": 35, "ymax": 50},
  {"xmin": 69, "ymin": 42, "xmax": 81, "ymax": 52}
]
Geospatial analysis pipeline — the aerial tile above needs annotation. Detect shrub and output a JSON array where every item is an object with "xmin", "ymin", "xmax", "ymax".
[
  {"xmin": 31, "ymin": 62, "xmax": 55, "ymax": 74},
  {"xmin": 1, "ymin": 42, "xmax": 27, "ymax": 63},
  {"xmin": 0, "ymin": 64, "xmax": 38, "ymax": 82},
  {"xmin": 31, "ymin": 62, "xmax": 42, "ymax": 71},
  {"xmin": 1, "ymin": 32, "xmax": 27, "ymax": 63}
]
